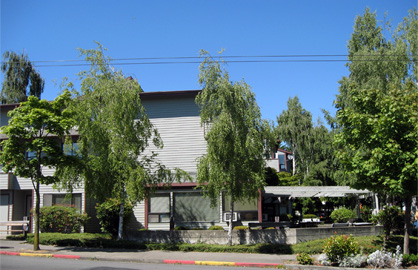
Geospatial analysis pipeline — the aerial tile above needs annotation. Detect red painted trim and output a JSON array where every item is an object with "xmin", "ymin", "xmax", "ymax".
[
  {"xmin": 144, "ymin": 197, "xmax": 148, "ymax": 229},
  {"xmin": 53, "ymin": 254, "xmax": 81, "ymax": 259},
  {"xmin": 0, "ymin": 251, "xmax": 20, "ymax": 256},
  {"xmin": 277, "ymin": 148, "xmax": 293, "ymax": 154}
]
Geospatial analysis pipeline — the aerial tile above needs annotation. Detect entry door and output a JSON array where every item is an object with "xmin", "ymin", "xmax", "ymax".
[{"xmin": 0, "ymin": 195, "xmax": 9, "ymax": 234}]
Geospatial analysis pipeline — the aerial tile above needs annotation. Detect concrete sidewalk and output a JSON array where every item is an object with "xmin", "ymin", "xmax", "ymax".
[{"xmin": 0, "ymin": 239, "xmax": 346, "ymax": 269}]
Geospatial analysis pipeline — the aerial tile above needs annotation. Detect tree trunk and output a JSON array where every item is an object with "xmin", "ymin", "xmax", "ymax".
[
  {"xmin": 291, "ymin": 144, "xmax": 296, "ymax": 177},
  {"xmin": 404, "ymin": 196, "xmax": 412, "ymax": 254},
  {"xmin": 33, "ymin": 180, "xmax": 40, "ymax": 251},
  {"xmin": 228, "ymin": 200, "xmax": 234, "ymax": 246},
  {"xmin": 117, "ymin": 195, "xmax": 125, "ymax": 241}
]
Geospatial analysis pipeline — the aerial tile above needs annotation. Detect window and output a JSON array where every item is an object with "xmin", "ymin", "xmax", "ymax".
[
  {"xmin": 174, "ymin": 192, "xmax": 219, "ymax": 222},
  {"xmin": 63, "ymin": 142, "xmax": 79, "ymax": 156},
  {"xmin": 43, "ymin": 193, "xmax": 82, "ymax": 212},
  {"xmin": 223, "ymin": 195, "xmax": 258, "ymax": 221},
  {"xmin": 148, "ymin": 194, "xmax": 170, "ymax": 223}
]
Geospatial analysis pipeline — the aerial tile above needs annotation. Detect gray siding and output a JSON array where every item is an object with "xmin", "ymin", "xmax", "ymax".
[{"xmin": 142, "ymin": 96, "xmax": 206, "ymax": 178}]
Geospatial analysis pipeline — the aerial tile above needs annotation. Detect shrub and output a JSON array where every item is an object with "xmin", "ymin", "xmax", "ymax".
[
  {"xmin": 174, "ymin": 226, "xmax": 189, "ymax": 230},
  {"xmin": 360, "ymin": 205, "xmax": 372, "ymax": 222},
  {"xmin": 296, "ymin": 253, "xmax": 313, "ymax": 265},
  {"xmin": 96, "ymin": 198, "xmax": 133, "ymax": 237},
  {"xmin": 208, "ymin": 225, "xmax": 224, "ymax": 231},
  {"xmin": 303, "ymin": 214, "xmax": 317, "ymax": 219},
  {"xmin": 323, "ymin": 234, "xmax": 360, "ymax": 263},
  {"xmin": 318, "ymin": 253, "xmax": 332, "ymax": 266},
  {"xmin": 402, "ymin": 254, "xmax": 418, "ymax": 267},
  {"xmin": 39, "ymin": 206, "xmax": 89, "ymax": 233},
  {"xmin": 233, "ymin": 226, "xmax": 248, "ymax": 230},
  {"xmin": 371, "ymin": 206, "xmax": 404, "ymax": 240},
  {"xmin": 367, "ymin": 246, "xmax": 403, "ymax": 269},
  {"xmin": 330, "ymin": 207, "xmax": 355, "ymax": 223},
  {"xmin": 339, "ymin": 254, "xmax": 366, "ymax": 268}
]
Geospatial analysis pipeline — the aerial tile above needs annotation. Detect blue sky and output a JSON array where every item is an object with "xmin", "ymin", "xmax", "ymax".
[{"xmin": 1, "ymin": 0, "xmax": 416, "ymax": 123}]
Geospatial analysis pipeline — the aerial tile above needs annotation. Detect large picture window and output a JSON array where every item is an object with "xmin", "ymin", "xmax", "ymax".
[
  {"xmin": 174, "ymin": 192, "xmax": 219, "ymax": 222},
  {"xmin": 43, "ymin": 193, "xmax": 82, "ymax": 212},
  {"xmin": 223, "ymin": 195, "xmax": 258, "ymax": 221}
]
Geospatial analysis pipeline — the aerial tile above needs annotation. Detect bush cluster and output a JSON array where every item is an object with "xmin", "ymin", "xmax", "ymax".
[
  {"xmin": 208, "ymin": 225, "xmax": 224, "ymax": 231},
  {"xmin": 371, "ymin": 206, "xmax": 404, "ymax": 239},
  {"xmin": 232, "ymin": 226, "xmax": 249, "ymax": 230},
  {"xmin": 330, "ymin": 207, "xmax": 355, "ymax": 223},
  {"xmin": 96, "ymin": 198, "xmax": 133, "ymax": 237},
  {"xmin": 322, "ymin": 234, "xmax": 360, "ymax": 263},
  {"xmin": 39, "ymin": 206, "xmax": 89, "ymax": 233},
  {"xmin": 296, "ymin": 253, "xmax": 313, "ymax": 265}
]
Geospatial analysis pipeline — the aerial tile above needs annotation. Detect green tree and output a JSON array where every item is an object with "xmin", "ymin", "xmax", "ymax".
[
  {"xmin": 1, "ymin": 51, "xmax": 44, "ymax": 104},
  {"xmin": 61, "ymin": 44, "xmax": 188, "ymax": 240},
  {"xmin": 276, "ymin": 96, "xmax": 313, "ymax": 183},
  {"xmin": 0, "ymin": 91, "xmax": 76, "ymax": 250},
  {"xmin": 334, "ymin": 8, "xmax": 418, "ymax": 254},
  {"xmin": 195, "ymin": 51, "xmax": 268, "ymax": 245}
]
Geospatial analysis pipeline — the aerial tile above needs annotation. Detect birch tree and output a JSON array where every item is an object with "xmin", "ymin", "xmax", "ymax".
[
  {"xmin": 62, "ymin": 43, "xmax": 188, "ymax": 240},
  {"xmin": 196, "ymin": 51, "xmax": 268, "ymax": 245}
]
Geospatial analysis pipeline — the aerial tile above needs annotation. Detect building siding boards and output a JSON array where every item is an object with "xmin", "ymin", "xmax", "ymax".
[
  {"xmin": 142, "ymin": 94, "xmax": 206, "ymax": 176},
  {"xmin": 0, "ymin": 90, "xmax": 210, "ymax": 231}
]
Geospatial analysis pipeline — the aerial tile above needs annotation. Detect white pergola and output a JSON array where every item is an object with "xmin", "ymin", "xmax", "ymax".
[{"xmin": 264, "ymin": 186, "xmax": 371, "ymax": 198}]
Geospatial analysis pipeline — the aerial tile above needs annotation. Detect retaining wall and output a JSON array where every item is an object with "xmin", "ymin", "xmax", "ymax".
[{"xmin": 130, "ymin": 225, "xmax": 383, "ymax": 245}]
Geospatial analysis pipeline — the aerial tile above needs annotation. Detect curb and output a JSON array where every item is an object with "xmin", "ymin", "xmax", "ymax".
[
  {"xmin": 164, "ymin": 259, "xmax": 283, "ymax": 268},
  {"xmin": 0, "ymin": 251, "xmax": 80, "ymax": 259}
]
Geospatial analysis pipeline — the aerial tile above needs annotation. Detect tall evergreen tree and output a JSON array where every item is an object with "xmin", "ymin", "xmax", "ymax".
[{"xmin": 1, "ymin": 51, "xmax": 44, "ymax": 104}]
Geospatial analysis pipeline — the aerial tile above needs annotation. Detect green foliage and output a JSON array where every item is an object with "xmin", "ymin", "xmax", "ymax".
[
  {"xmin": 296, "ymin": 253, "xmax": 313, "ymax": 265},
  {"xmin": 233, "ymin": 226, "xmax": 249, "ymax": 230},
  {"xmin": 0, "ymin": 91, "xmax": 76, "ymax": 251},
  {"xmin": 276, "ymin": 98, "xmax": 339, "ymax": 186},
  {"xmin": 371, "ymin": 206, "xmax": 405, "ymax": 240},
  {"xmin": 303, "ymin": 214, "xmax": 317, "ymax": 219},
  {"xmin": 402, "ymin": 254, "xmax": 418, "ymax": 266},
  {"xmin": 96, "ymin": 198, "xmax": 133, "ymax": 237},
  {"xmin": 195, "ymin": 50, "xmax": 270, "ymax": 245},
  {"xmin": 22, "ymin": 233, "xmax": 146, "ymax": 249},
  {"xmin": 39, "ymin": 206, "xmax": 88, "ymax": 233},
  {"xmin": 334, "ymin": 8, "xmax": 418, "ymax": 254},
  {"xmin": 265, "ymin": 167, "xmax": 279, "ymax": 186},
  {"xmin": 323, "ymin": 234, "xmax": 361, "ymax": 263},
  {"xmin": 208, "ymin": 225, "xmax": 224, "ymax": 231},
  {"xmin": 61, "ymin": 43, "xmax": 189, "ymax": 240},
  {"xmin": 10, "ymin": 232, "xmax": 415, "ymax": 257},
  {"xmin": 1, "ymin": 50, "xmax": 44, "ymax": 104},
  {"xmin": 330, "ymin": 208, "xmax": 356, "ymax": 223},
  {"xmin": 276, "ymin": 172, "xmax": 300, "ymax": 186},
  {"xmin": 174, "ymin": 226, "xmax": 190, "ymax": 230},
  {"xmin": 360, "ymin": 205, "xmax": 373, "ymax": 222}
]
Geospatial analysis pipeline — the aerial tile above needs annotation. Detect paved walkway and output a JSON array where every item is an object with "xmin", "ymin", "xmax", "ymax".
[{"xmin": 0, "ymin": 238, "xmax": 348, "ymax": 269}]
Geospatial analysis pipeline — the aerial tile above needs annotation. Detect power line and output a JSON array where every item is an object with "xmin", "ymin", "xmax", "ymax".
[{"xmin": 0, "ymin": 54, "xmax": 413, "ymax": 68}]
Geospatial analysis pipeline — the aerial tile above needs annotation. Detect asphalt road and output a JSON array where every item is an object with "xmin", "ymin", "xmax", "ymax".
[{"xmin": 0, "ymin": 255, "xmax": 266, "ymax": 270}]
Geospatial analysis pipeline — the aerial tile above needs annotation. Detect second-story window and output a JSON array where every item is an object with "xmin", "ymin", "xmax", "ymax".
[{"xmin": 63, "ymin": 142, "xmax": 79, "ymax": 156}]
